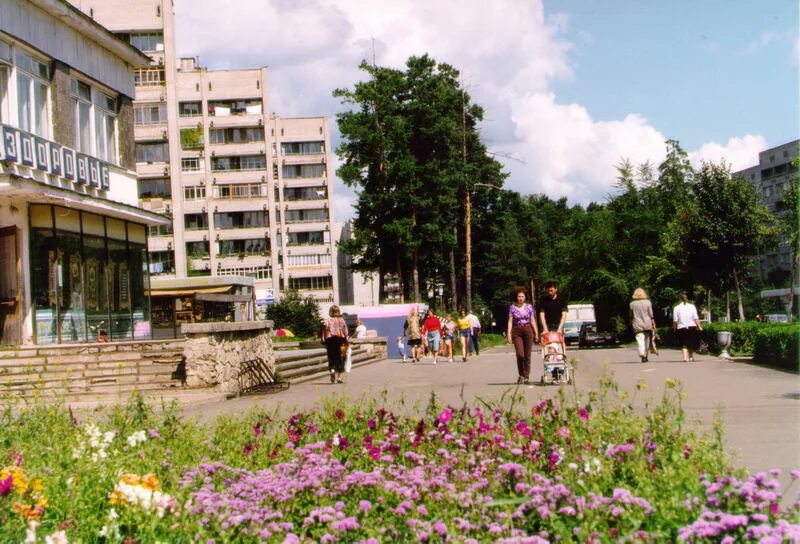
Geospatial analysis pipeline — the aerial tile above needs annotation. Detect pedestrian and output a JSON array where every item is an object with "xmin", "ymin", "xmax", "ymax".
[
  {"xmin": 538, "ymin": 280, "xmax": 567, "ymax": 355},
  {"xmin": 507, "ymin": 286, "xmax": 539, "ymax": 384},
  {"xmin": 442, "ymin": 313, "xmax": 457, "ymax": 363},
  {"xmin": 673, "ymin": 294, "xmax": 703, "ymax": 362},
  {"xmin": 354, "ymin": 319, "xmax": 367, "ymax": 339},
  {"xmin": 404, "ymin": 306, "xmax": 423, "ymax": 363},
  {"xmin": 457, "ymin": 309, "xmax": 471, "ymax": 362},
  {"xmin": 466, "ymin": 309, "xmax": 482, "ymax": 356},
  {"xmin": 321, "ymin": 305, "xmax": 349, "ymax": 384},
  {"xmin": 421, "ymin": 308, "xmax": 442, "ymax": 365},
  {"xmin": 397, "ymin": 336, "xmax": 407, "ymax": 362},
  {"xmin": 630, "ymin": 287, "xmax": 656, "ymax": 363}
]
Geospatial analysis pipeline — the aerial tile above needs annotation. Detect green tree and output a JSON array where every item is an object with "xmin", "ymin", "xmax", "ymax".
[
  {"xmin": 666, "ymin": 162, "xmax": 776, "ymax": 321},
  {"xmin": 265, "ymin": 291, "xmax": 321, "ymax": 337},
  {"xmin": 779, "ymin": 157, "xmax": 799, "ymax": 316}
]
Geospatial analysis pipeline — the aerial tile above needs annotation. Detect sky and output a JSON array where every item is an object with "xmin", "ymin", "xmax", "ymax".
[{"xmin": 173, "ymin": 0, "xmax": 799, "ymax": 221}]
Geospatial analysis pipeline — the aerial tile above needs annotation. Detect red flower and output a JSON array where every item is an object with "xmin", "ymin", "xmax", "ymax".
[{"xmin": 0, "ymin": 474, "xmax": 13, "ymax": 496}]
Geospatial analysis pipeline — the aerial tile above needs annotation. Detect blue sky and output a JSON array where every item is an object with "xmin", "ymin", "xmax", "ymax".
[
  {"xmin": 175, "ymin": 0, "xmax": 799, "ymax": 217},
  {"xmin": 552, "ymin": 0, "xmax": 799, "ymax": 150}
]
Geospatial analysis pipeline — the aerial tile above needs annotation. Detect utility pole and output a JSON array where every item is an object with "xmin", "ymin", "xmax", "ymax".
[{"xmin": 462, "ymin": 83, "xmax": 472, "ymax": 312}]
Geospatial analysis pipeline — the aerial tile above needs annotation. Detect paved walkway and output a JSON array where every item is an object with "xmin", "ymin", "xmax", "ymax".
[{"xmin": 183, "ymin": 344, "xmax": 800, "ymax": 482}]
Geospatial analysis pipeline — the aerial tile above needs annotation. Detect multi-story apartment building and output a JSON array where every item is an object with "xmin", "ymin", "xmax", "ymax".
[
  {"xmin": 734, "ymin": 140, "xmax": 799, "ymax": 279},
  {"xmin": 0, "ymin": 0, "xmax": 168, "ymax": 345},
  {"xmin": 74, "ymin": 0, "xmax": 338, "ymax": 312}
]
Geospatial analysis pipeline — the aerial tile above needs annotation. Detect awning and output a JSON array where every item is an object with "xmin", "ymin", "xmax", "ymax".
[
  {"xmin": 194, "ymin": 293, "xmax": 253, "ymax": 303},
  {"xmin": 148, "ymin": 285, "xmax": 231, "ymax": 297}
]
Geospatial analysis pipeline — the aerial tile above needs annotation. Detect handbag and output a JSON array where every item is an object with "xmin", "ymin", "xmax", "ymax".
[
  {"xmin": 344, "ymin": 345, "xmax": 353, "ymax": 373},
  {"xmin": 649, "ymin": 332, "xmax": 660, "ymax": 355}
]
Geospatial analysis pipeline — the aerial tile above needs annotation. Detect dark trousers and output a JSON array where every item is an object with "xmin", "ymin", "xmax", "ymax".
[
  {"xmin": 511, "ymin": 326, "xmax": 534, "ymax": 378},
  {"xmin": 469, "ymin": 329, "xmax": 480, "ymax": 355},
  {"xmin": 325, "ymin": 336, "xmax": 347, "ymax": 373}
]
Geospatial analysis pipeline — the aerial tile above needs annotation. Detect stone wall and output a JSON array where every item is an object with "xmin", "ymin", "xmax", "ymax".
[
  {"xmin": 182, "ymin": 321, "xmax": 274, "ymax": 395},
  {"xmin": 350, "ymin": 337, "xmax": 388, "ymax": 361}
]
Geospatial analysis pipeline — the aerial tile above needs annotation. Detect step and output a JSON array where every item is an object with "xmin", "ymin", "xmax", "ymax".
[
  {"xmin": 0, "ymin": 371, "xmax": 183, "ymax": 392},
  {"xmin": 286, "ymin": 356, "xmax": 382, "ymax": 384},
  {"xmin": 277, "ymin": 352, "xmax": 379, "ymax": 381},
  {"xmin": 0, "ymin": 381, "xmax": 195, "ymax": 404}
]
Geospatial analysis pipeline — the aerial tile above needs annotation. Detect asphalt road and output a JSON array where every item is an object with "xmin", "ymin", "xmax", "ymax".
[{"xmin": 183, "ymin": 344, "xmax": 800, "ymax": 486}]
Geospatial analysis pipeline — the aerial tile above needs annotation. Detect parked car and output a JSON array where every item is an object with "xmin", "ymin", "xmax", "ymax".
[
  {"xmin": 578, "ymin": 321, "xmax": 617, "ymax": 348},
  {"xmin": 765, "ymin": 314, "xmax": 789, "ymax": 323},
  {"xmin": 563, "ymin": 320, "xmax": 582, "ymax": 345}
]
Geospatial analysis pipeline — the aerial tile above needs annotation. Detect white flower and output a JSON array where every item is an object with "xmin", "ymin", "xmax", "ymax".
[
  {"xmin": 25, "ymin": 521, "xmax": 39, "ymax": 544},
  {"xmin": 126, "ymin": 430, "xmax": 147, "ymax": 447},
  {"xmin": 44, "ymin": 530, "xmax": 68, "ymax": 544}
]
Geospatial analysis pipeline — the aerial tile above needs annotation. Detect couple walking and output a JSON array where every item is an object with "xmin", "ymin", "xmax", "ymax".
[{"xmin": 630, "ymin": 289, "xmax": 703, "ymax": 363}]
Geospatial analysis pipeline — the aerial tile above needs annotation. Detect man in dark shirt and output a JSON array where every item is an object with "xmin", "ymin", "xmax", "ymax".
[{"xmin": 538, "ymin": 280, "xmax": 567, "ymax": 334}]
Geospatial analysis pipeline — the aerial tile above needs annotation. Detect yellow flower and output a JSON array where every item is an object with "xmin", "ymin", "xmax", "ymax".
[
  {"xmin": 636, "ymin": 380, "xmax": 649, "ymax": 391},
  {"xmin": 665, "ymin": 377, "xmax": 677, "ymax": 388},
  {"xmin": 141, "ymin": 473, "xmax": 160, "ymax": 492},
  {"xmin": 31, "ymin": 479, "xmax": 43, "ymax": 492}
]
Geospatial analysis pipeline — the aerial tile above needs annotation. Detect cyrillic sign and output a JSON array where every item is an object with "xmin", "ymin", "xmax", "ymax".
[{"xmin": 0, "ymin": 123, "xmax": 111, "ymax": 190}]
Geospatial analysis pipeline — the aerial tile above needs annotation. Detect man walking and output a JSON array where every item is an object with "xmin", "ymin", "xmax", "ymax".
[
  {"xmin": 466, "ymin": 310, "xmax": 481, "ymax": 356},
  {"xmin": 538, "ymin": 281, "xmax": 567, "ymax": 334}
]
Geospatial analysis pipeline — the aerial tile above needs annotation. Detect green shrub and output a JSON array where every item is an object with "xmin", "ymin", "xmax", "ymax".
[
  {"xmin": 753, "ymin": 324, "xmax": 799, "ymax": 372},
  {"xmin": 265, "ymin": 290, "xmax": 322, "ymax": 337}
]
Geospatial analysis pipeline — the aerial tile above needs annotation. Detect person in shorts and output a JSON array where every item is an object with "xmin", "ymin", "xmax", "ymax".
[
  {"xmin": 421, "ymin": 308, "xmax": 442, "ymax": 365},
  {"xmin": 404, "ymin": 306, "xmax": 423, "ymax": 362}
]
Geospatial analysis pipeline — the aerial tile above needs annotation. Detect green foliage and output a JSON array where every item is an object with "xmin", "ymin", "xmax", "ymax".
[
  {"xmin": 179, "ymin": 127, "xmax": 204, "ymax": 149},
  {"xmin": 753, "ymin": 324, "xmax": 800, "ymax": 371},
  {"xmin": 265, "ymin": 290, "xmax": 321, "ymax": 337}
]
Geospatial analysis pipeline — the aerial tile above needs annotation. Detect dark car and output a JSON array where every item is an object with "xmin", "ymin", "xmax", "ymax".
[{"xmin": 578, "ymin": 321, "xmax": 617, "ymax": 348}]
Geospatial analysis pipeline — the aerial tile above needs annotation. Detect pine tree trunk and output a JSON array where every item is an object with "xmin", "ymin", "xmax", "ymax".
[
  {"xmin": 733, "ymin": 267, "xmax": 745, "ymax": 321},
  {"xmin": 707, "ymin": 290, "xmax": 712, "ymax": 323},
  {"xmin": 726, "ymin": 292, "xmax": 731, "ymax": 322},
  {"xmin": 449, "ymin": 230, "xmax": 458, "ymax": 312},
  {"xmin": 412, "ymin": 249, "xmax": 420, "ymax": 303}
]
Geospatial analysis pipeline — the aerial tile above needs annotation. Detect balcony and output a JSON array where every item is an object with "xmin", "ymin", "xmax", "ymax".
[
  {"xmin": 147, "ymin": 236, "xmax": 173, "ymax": 252},
  {"xmin": 135, "ymin": 124, "xmax": 169, "ymax": 141},
  {"xmin": 208, "ymin": 141, "xmax": 264, "ymax": 157},
  {"xmin": 136, "ymin": 162, "xmax": 170, "ymax": 178}
]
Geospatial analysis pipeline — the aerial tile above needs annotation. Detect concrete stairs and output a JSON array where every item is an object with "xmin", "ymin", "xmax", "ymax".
[
  {"xmin": 0, "ymin": 340, "xmax": 189, "ymax": 404},
  {"xmin": 275, "ymin": 344, "xmax": 382, "ymax": 383}
]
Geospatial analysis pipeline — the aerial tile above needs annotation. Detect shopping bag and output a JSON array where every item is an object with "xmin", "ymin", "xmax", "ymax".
[{"xmin": 344, "ymin": 345, "xmax": 353, "ymax": 373}]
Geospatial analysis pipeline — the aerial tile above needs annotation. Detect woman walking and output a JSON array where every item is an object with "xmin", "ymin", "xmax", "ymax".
[
  {"xmin": 442, "ymin": 314, "xmax": 457, "ymax": 363},
  {"xmin": 321, "ymin": 305, "xmax": 349, "ymax": 383},
  {"xmin": 421, "ymin": 308, "xmax": 443, "ymax": 365},
  {"xmin": 630, "ymin": 288, "xmax": 656, "ymax": 363},
  {"xmin": 673, "ymin": 294, "xmax": 703, "ymax": 362},
  {"xmin": 506, "ymin": 286, "xmax": 539, "ymax": 384},
  {"xmin": 457, "ymin": 310, "xmax": 472, "ymax": 362},
  {"xmin": 405, "ymin": 306, "xmax": 423, "ymax": 363}
]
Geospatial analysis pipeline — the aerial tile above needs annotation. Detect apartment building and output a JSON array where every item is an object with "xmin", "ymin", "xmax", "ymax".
[
  {"xmin": 734, "ymin": 139, "xmax": 799, "ymax": 279},
  {"xmin": 0, "ymin": 0, "xmax": 168, "ymax": 345},
  {"xmin": 74, "ymin": 0, "xmax": 338, "ymax": 314}
]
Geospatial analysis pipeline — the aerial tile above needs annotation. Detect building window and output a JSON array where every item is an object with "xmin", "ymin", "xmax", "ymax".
[
  {"xmin": 284, "ymin": 209, "xmax": 328, "ymax": 223},
  {"xmin": 178, "ymin": 101, "xmax": 201, "ymax": 117},
  {"xmin": 0, "ymin": 39, "xmax": 10, "ymax": 123},
  {"xmin": 281, "ymin": 141, "xmax": 324, "ymax": 155},
  {"xmin": 289, "ymin": 276, "xmax": 332, "ymax": 290},
  {"xmin": 282, "ymin": 164, "xmax": 325, "ymax": 179},
  {"xmin": 180, "ymin": 127, "xmax": 204, "ymax": 149},
  {"xmin": 149, "ymin": 250, "xmax": 175, "ymax": 275},
  {"xmin": 148, "ymin": 224, "xmax": 173, "ymax": 237},
  {"xmin": 134, "ymin": 103, "xmax": 167, "ymax": 125},
  {"xmin": 181, "ymin": 157, "xmax": 202, "ymax": 172},
  {"xmin": 136, "ymin": 141, "xmax": 169, "ymax": 163},
  {"xmin": 184, "ymin": 213, "xmax": 208, "ymax": 230},
  {"xmin": 287, "ymin": 254, "xmax": 331, "ymax": 267},
  {"xmin": 217, "ymin": 238, "xmax": 269, "ymax": 256},
  {"xmin": 70, "ymin": 78, "xmax": 118, "ymax": 162},
  {"xmin": 185, "ymin": 241, "xmax": 209, "ymax": 257},
  {"xmin": 218, "ymin": 265, "xmax": 271, "ymax": 280},
  {"xmin": 15, "ymin": 49, "xmax": 50, "ymax": 138},
  {"xmin": 134, "ymin": 68, "xmax": 165, "ymax": 87},
  {"xmin": 211, "ymin": 154, "xmax": 266, "ymax": 172},
  {"xmin": 213, "ymin": 211, "xmax": 268, "ymax": 229},
  {"xmin": 138, "ymin": 177, "xmax": 171, "ymax": 198},
  {"xmin": 183, "ymin": 186, "xmax": 206, "ymax": 200},
  {"xmin": 286, "ymin": 231, "xmax": 324, "ymax": 246},
  {"xmin": 214, "ymin": 183, "xmax": 265, "ymax": 199},
  {"xmin": 208, "ymin": 99, "xmax": 262, "ymax": 116},
  {"xmin": 284, "ymin": 187, "xmax": 327, "ymax": 201},
  {"xmin": 209, "ymin": 127, "xmax": 264, "ymax": 144},
  {"xmin": 130, "ymin": 32, "xmax": 164, "ymax": 52}
]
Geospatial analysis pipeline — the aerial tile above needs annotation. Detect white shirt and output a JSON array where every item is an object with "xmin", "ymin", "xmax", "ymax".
[
  {"xmin": 355, "ymin": 324, "xmax": 367, "ymax": 338},
  {"xmin": 467, "ymin": 313, "xmax": 481, "ymax": 329},
  {"xmin": 673, "ymin": 302, "xmax": 699, "ymax": 329}
]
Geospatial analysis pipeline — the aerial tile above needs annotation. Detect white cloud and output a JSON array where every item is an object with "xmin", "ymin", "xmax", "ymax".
[
  {"xmin": 743, "ymin": 31, "xmax": 779, "ymax": 55},
  {"xmin": 173, "ymin": 0, "xmax": 769, "ymax": 216},
  {"xmin": 689, "ymin": 135, "xmax": 768, "ymax": 172}
]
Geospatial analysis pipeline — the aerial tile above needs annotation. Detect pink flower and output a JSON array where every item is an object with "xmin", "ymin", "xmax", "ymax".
[
  {"xmin": 437, "ymin": 408, "xmax": 452, "ymax": 425},
  {"xmin": 358, "ymin": 500, "xmax": 372, "ymax": 512},
  {"xmin": 577, "ymin": 408, "xmax": 590, "ymax": 420},
  {"xmin": 148, "ymin": 428, "xmax": 161, "ymax": 438},
  {"xmin": 556, "ymin": 426, "xmax": 571, "ymax": 440},
  {"xmin": 0, "ymin": 474, "xmax": 13, "ymax": 496}
]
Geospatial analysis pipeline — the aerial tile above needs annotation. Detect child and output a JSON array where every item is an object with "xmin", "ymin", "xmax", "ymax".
[{"xmin": 397, "ymin": 336, "xmax": 407, "ymax": 362}]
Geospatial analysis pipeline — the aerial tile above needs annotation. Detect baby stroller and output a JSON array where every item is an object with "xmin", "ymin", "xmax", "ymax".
[{"xmin": 539, "ymin": 331, "xmax": 573, "ymax": 385}]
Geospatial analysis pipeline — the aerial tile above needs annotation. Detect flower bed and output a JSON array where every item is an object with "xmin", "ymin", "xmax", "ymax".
[{"xmin": 0, "ymin": 382, "xmax": 798, "ymax": 542}]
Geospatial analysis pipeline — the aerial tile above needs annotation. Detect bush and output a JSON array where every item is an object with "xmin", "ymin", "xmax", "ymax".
[
  {"xmin": 753, "ymin": 324, "xmax": 799, "ymax": 372},
  {"xmin": 265, "ymin": 290, "xmax": 321, "ymax": 337}
]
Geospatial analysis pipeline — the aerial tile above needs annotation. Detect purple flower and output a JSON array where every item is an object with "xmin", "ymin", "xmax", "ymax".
[
  {"xmin": 0, "ymin": 475, "xmax": 12, "ymax": 496},
  {"xmin": 148, "ymin": 428, "xmax": 160, "ymax": 438},
  {"xmin": 358, "ymin": 500, "xmax": 372, "ymax": 512},
  {"xmin": 433, "ymin": 520, "xmax": 447, "ymax": 535},
  {"xmin": 577, "ymin": 407, "xmax": 590, "ymax": 420},
  {"xmin": 556, "ymin": 426, "xmax": 571, "ymax": 440},
  {"xmin": 438, "ymin": 408, "xmax": 453, "ymax": 425}
]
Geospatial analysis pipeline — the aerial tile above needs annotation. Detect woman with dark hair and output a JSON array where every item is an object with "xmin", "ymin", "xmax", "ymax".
[
  {"xmin": 321, "ymin": 305, "xmax": 349, "ymax": 383},
  {"xmin": 421, "ymin": 308, "xmax": 442, "ymax": 365},
  {"xmin": 507, "ymin": 286, "xmax": 539, "ymax": 384},
  {"xmin": 672, "ymin": 294, "xmax": 703, "ymax": 362}
]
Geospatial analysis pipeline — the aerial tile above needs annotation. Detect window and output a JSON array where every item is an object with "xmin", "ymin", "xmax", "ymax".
[
  {"xmin": 218, "ymin": 265, "xmax": 271, "ymax": 280},
  {"xmin": 149, "ymin": 251, "xmax": 175, "ymax": 275},
  {"xmin": 289, "ymin": 276, "xmax": 332, "ymax": 290},
  {"xmin": 186, "ymin": 241, "xmax": 209, "ymax": 257},
  {"xmin": 178, "ymin": 101, "xmax": 201, "ymax": 117},
  {"xmin": 209, "ymin": 127, "xmax": 264, "ymax": 144},
  {"xmin": 284, "ymin": 209, "xmax": 328, "ymax": 223},
  {"xmin": 213, "ymin": 211, "xmax": 268, "ymax": 229},
  {"xmin": 134, "ymin": 68, "xmax": 165, "ymax": 87},
  {"xmin": 287, "ymin": 254, "xmax": 331, "ymax": 267},
  {"xmin": 282, "ymin": 164, "xmax": 325, "ymax": 179},
  {"xmin": 208, "ymin": 99, "xmax": 262, "ymax": 116},
  {"xmin": 136, "ymin": 141, "xmax": 169, "ymax": 163},
  {"xmin": 70, "ymin": 79, "xmax": 118, "ymax": 162},
  {"xmin": 214, "ymin": 183, "xmax": 265, "ymax": 199},
  {"xmin": 180, "ymin": 127, "xmax": 204, "ymax": 149},
  {"xmin": 284, "ymin": 187, "xmax": 327, "ymax": 201},
  {"xmin": 184, "ymin": 214, "xmax": 208, "ymax": 230},
  {"xmin": 138, "ymin": 177, "xmax": 171, "ymax": 198},
  {"xmin": 281, "ymin": 141, "xmax": 324, "ymax": 155},
  {"xmin": 181, "ymin": 158, "xmax": 202, "ymax": 172},
  {"xmin": 148, "ymin": 224, "xmax": 173, "ymax": 236},
  {"xmin": 211, "ymin": 154, "xmax": 266, "ymax": 172},
  {"xmin": 183, "ymin": 186, "xmax": 206, "ymax": 200},
  {"xmin": 217, "ymin": 238, "xmax": 269, "ymax": 256},
  {"xmin": 134, "ymin": 103, "xmax": 167, "ymax": 125},
  {"xmin": 286, "ymin": 231, "xmax": 324, "ymax": 246},
  {"xmin": 15, "ymin": 49, "xmax": 50, "ymax": 137},
  {"xmin": 130, "ymin": 32, "xmax": 164, "ymax": 52}
]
